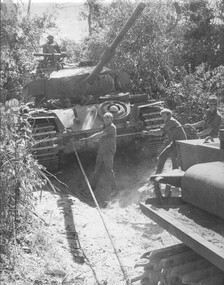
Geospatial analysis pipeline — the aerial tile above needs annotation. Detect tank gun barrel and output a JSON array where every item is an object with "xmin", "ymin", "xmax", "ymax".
[{"xmin": 85, "ymin": 2, "xmax": 146, "ymax": 84}]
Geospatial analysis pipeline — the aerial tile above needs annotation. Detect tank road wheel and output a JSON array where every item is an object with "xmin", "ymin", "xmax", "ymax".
[
  {"xmin": 98, "ymin": 100, "xmax": 130, "ymax": 123},
  {"xmin": 29, "ymin": 116, "xmax": 59, "ymax": 172}
]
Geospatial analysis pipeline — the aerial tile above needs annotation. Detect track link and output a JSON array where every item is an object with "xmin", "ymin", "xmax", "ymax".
[
  {"xmin": 29, "ymin": 116, "xmax": 59, "ymax": 172},
  {"xmin": 139, "ymin": 106, "xmax": 164, "ymax": 154},
  {"xmin": 133, "ymin": 243, "xmax": 224, "ymax": 285}
]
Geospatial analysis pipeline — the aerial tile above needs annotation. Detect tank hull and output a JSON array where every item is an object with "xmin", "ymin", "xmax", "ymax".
[{"xmin": 27, "ymin": 98, "xmax": 164, "ymax": 171}]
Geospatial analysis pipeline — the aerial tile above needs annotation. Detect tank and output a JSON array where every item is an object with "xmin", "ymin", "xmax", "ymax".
[
  {"xmin": 135, "ymin": 135, "xmax": 224, "ymax": 284},
  {"xmin": 23, "ymin": 3, "xmax": 165, "ymax": 171}
]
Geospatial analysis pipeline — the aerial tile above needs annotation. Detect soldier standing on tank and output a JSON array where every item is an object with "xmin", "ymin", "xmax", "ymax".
[
  {"xmin": 84, "ymin": 112, "xmax": 118, "ymax": 196},
  {"xmin": 188, "ymin": 95, "xmax": 221, "ymax": 138},
  {"xmin": 145, "ymin": 108, "xmax": 187, "ymax": 174}
]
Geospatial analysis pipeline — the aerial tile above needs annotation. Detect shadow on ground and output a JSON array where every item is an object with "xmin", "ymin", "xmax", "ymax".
[
  {"xmin": 51, "ymin": 149, "xmax": 157, "ymax": 209},
  {"xmin": 41, "ymin": 149, "xmax": 170, "ymax": 281},
  {"xmin": 57, "ymin": 195, "xmax": 85, "ymax": 264}
]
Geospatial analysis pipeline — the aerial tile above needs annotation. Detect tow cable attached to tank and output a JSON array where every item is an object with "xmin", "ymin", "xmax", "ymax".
[{"xmin": 71, "ymin": 142, "xmax": 131, "ymax": 285}]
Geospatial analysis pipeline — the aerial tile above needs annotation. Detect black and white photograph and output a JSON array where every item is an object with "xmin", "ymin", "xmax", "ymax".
[{"xmin": 1, "ymin": 0, "xmax": 224, "ymax": 284}]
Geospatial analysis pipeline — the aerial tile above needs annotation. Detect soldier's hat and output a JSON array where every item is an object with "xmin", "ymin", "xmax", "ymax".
[
  {"xmin": 160, "ymin": 108, "xmax": 172, "ymax": 116},
  {"xmin": 103, "ymin": 112, "xmax": 113, "ymax": 119},
  {"xmin": 47, "ymin": 35, "xmax": 54, "ymax": 39},
  {"xmin": 208, "ymin": 95, "xmax": 218, "ymax": 105}
]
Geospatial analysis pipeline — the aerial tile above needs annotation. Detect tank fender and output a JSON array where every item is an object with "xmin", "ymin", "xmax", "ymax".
[
  {"xmin": 99, "ymin": 92, "xmax": 130, "ymax": 103},
  {"xmin": 137, "ymin": 101, "xmax": 164, "ymax": 109}
]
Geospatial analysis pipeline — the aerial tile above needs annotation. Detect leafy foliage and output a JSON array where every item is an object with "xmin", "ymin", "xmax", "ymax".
[
  {"xmin": 166, "ymin": 64, "xmax": 224, "ymax": 123},
  {"xmin": 78, "ymin": 0, "xmax": 224, "ymax": 101},
  {"xmin": 181, "ymin": 0, "xmax": 224, "ymax": 70},
  {"xmin": 1, "ymin": 1, "xmax": 58, "ymax": 103},
  {"xmin": 78, "ymin": 1, "xmax": 191, "ymax": 95},
  {"xmin": 0, "ymin": 101, "xmax": 46, "ymax": 266},
  {"xmin": 0, "ymin": 0, "xmax": 59, "ymax": 270},
  {"xmin": 59, "ymin": 39, "xmax": 83, "ymax": 62}
]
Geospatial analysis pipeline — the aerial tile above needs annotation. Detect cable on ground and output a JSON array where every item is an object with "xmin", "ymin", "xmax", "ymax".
[{"xmin": 71, "ymin": 142, "xmax": 131, "ymax": 285}]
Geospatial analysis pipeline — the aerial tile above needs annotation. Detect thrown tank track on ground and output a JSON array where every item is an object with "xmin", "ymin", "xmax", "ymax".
[{"xmin": 134, "ymin": 243, "xmax": 224, "ymax": 285}]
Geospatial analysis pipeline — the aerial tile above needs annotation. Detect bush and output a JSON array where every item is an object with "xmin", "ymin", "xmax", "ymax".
[
  {"xmin": 165, "ymin": 64, "xmax": 224, "ymax": 124},
  {"xmin": 0, "ymin": 100, "xmax": 46, "ymax": 269}
]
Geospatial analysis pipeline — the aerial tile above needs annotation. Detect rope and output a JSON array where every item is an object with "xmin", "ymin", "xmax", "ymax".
[
  {"xmin": 78, "ymin": 131, "xmax": 156, "ymax": 141},
  {"xmin": 71, "ymin": 143, "xmax": 130, "ymax": 285},
  {"xmin": 117, "ymin": 132, "xmax": 144, "ymax": 137}
]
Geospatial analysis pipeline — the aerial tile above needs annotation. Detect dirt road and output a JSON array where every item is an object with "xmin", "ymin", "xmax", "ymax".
[{"xmin": 33, "ymin": 151, "xmax": 178, "ymax": 285}]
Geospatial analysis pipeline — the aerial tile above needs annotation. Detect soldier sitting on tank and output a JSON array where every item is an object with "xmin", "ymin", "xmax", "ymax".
[
  {"xmin": 42, "ymin": 35, "xmax": 61, "ymax": 54},
  {"xmin": 40, "ymin": 35, "xmax": 66, "ymax": 69},
  {"xmin": 187, "ymin": 95, "xmax": 221, "ymax": 139},
  {"xmin": 144, "ymin": 108, "xmax": 187, "ymax": 174}
]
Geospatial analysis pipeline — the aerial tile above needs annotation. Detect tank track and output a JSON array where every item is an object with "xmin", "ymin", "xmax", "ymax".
[
  {"xmin": 29, "ymin": 116, "xmax": 59, "ymax": 172},
  {"xmin": 133, "ymin": 243, "xmax": 224, "ymax": 285},
  {"xmin": 140, "ymin": 106, "xmax": 165, "ymax": 155}
]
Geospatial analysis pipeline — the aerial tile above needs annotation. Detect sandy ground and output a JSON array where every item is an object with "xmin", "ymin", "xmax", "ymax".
[{"xmin": 31, "ymin": 151, "xmax": 179, "ymax": 285}]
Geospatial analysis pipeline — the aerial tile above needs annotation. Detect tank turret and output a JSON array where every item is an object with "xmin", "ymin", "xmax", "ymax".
[{"xmin": 25, "ymin": 3, "xmax": 146, "ymax": 105}]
